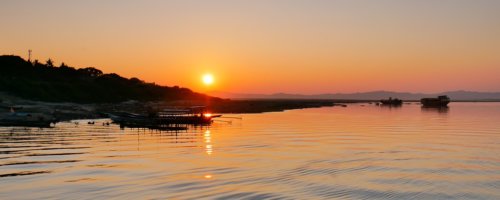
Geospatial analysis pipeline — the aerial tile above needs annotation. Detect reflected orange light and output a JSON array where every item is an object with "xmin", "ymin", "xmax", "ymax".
[
  {"xmin": 204, "ymin": 174, "xmax": 212, "ymax": 179},
  {"xmin": 204, "ymin": 129, "xmax": 213, "ymax": 155}
]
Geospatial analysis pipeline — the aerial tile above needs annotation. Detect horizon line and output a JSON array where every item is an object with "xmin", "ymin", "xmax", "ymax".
[{"xmin": 209, "ymin": 90, "xmax": 500, "ymax": 96}]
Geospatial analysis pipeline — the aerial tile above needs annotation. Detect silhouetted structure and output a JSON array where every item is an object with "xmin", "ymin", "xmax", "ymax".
[
  {"xmin": 108, "ymin": 106, "xmax": 222, "ymax": 130},
  {"xmin": 28, "ymin": 49, "xmax": 32, "ymax": 63},
  {"xmin": 421, "ymin": 95, "xmax": 450, "ymax": 107}
]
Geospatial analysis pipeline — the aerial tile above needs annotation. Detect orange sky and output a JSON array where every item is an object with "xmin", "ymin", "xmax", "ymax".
[{"xmin": 1, "ymin": 0, "xmax": 499, "ymax": 94}]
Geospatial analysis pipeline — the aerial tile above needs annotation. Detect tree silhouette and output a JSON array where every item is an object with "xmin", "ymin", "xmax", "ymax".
[
  {"xmin": 0, "ymin": 55, "xmax": 215, "ymax": 103},
  {"xmin": 77, "ymin": 67, "xmax": 103, "ymax": 77},
  {"xmin": 60, "ymin": 62, "xmax": 68, "ymax": 68},
  {"xmin": 46, "ymin": 58, "xmax": 54, "ymax": 67}
]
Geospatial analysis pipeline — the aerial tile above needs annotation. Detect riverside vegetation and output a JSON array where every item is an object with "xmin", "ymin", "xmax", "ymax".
[{"xmin": 0, "ymin": 55, "xmax": 212, "ymax": 103}]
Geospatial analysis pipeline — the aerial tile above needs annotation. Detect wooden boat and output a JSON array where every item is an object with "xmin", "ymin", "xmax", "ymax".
[
  {"xmin": 108, "ymin": 106, "xmax": 222, "ymax": 128},
  {"xmin": 380, "ymin": 97, "xmax": 403, "ymax": 106},
  {"xmin": 421, "ymin": 95, "xmax": 450, "ymax": 107}
]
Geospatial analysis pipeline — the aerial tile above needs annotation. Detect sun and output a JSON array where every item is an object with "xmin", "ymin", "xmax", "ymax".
[{"xmin": 202, "ymin": 73, "xmax": 214, "ymax": 85}]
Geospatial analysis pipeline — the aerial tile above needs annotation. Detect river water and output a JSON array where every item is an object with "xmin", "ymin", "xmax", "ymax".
[{"xmin": 1, "ymin": 103, "xmax": 499, "ymax": 199}]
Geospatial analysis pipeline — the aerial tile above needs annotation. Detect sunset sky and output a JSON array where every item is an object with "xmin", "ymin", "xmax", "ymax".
[{"xmin": 1, "ymin": 0, "xmax": 499, "ymax": 94}]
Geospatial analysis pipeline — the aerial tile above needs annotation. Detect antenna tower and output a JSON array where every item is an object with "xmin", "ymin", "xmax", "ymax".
[{"xmin": 28, "ymin": 49, "xmax": 32, "ymax": 62}]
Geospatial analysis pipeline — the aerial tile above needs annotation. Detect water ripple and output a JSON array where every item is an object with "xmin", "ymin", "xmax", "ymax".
[{"xmin": 0, "ymin": 103, "xmax": 499, "ymax": 199}]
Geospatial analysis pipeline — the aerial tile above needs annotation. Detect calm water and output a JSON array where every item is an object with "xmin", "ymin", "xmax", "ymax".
[{"xmin": 1, "ymin": 103, "xmax": 499, "ymax": 199}]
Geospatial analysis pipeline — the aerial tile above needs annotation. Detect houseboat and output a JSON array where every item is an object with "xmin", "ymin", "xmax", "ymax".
[{"xmin": 421, "ymin": 95, "xmax": 450, "ymax": 107}]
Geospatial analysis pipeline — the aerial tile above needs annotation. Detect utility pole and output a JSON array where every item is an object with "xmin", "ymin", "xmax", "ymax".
[{"xmin": 28, "ymin": 49, "xmax": 32, "ymax": 63}]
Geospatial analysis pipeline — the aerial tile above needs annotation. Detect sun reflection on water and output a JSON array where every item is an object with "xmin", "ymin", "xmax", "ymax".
[{"xmin": 204, "ymin": 129, "xmax": 213, "ymax": 155}]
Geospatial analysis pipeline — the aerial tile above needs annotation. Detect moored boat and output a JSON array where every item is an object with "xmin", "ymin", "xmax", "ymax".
[
  {"xmin": 108, "ymin": 106, "xmax": 222, "ymax": 128},
  {"xmin": 421, "ymin": 95, "xmax": 450, "ymax": 107}
]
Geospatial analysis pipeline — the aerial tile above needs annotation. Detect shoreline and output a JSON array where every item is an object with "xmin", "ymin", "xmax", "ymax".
[
  {"xmin": 2, "ymin": 94, "xmax": 500, "ymax": 122},
  {"xmin": 1, "ymin": 97, "xmax": 364, "ymax": 121}
]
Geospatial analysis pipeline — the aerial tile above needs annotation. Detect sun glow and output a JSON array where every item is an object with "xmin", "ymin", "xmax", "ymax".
[{"xmin": 202, "ymin": 74, "xmax": 214, "ymax": 85}]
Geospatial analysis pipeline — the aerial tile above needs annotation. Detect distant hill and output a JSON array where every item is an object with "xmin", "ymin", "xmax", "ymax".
[
  {"xmin": 210, "ymin": 90, "xmax": 500, "ymax": 101},
  {"xmin": 0, "ymin": 55, "xmax": 215, "ymax": 103}
]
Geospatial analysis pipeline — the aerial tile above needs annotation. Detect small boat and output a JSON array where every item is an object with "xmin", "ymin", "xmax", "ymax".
[
  {"xmin": 108, "ymin": 106, "xmax": 222, "ymax": 128},
  {"xmin": 421, "ymin": 95, "xmax": 450, "ymax": 107},
  {"xmin": 380, "ymin": 97, "xmax": 403, "ymax": 106},
  {"xmin": 0, "ymin": 112, "xmax": 57, "ymax": 127}
]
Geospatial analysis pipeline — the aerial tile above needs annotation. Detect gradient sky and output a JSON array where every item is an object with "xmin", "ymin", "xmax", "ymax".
[{"xmin": 1, "ymin": 0, "xmax": 499, "ymax": 94}]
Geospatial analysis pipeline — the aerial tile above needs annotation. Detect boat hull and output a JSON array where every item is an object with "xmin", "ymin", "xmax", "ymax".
[
  {"xmin": 421, "ymin": 97, "xmax": 450, "ymax": 107},
  {"xmin": 109, "ymin": 112, "xmax": 215, "ymax": 129}
]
